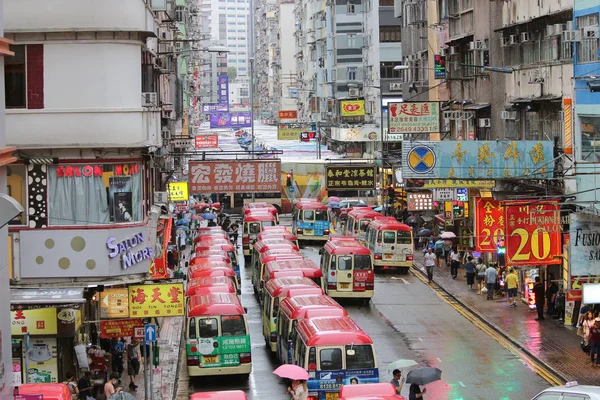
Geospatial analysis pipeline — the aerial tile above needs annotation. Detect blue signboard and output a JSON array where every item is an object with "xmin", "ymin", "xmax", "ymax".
[
  {"xmin": 402, "ymin": 140, "xmax": 554, "ymax": 180},
  {"xmin": 307, "ymin": 368, "xmax": 379, "ymax": 398}
]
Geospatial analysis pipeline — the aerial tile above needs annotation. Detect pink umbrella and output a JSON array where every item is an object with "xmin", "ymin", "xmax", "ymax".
[
  {"xmin": 191, "ymin": 215, "xmax": 203, "ymax": 221},
  {"xmin": 273, "ymin": 364, "xmax": 310, "ymax": 381},
  {"xmin": 328, "ymin": 196, "xmax": 341, "ymax": 203}
]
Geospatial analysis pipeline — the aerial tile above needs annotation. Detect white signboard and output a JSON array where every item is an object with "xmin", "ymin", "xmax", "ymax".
[{"xmin": 434, "ymin": 188, "xmax": 455, "ymax": 202}]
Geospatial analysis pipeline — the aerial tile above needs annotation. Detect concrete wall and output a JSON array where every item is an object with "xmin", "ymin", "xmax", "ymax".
[{"xmin": 279, "ymin": 2, "xmax": 297, "ymax": 112}]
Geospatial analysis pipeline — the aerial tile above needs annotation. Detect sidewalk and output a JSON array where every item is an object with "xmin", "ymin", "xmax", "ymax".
[{"xmin": 412, "ymin": 252, "xmax": 599, "ymax": 385}]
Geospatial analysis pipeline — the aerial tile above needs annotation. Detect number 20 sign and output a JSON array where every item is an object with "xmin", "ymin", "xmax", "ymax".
[
  {"xmin": 475, "ymin": 197, "xmax": 504, "ymax": 252},
  {"xmin": 503, "ymin": 200, "xmax": 562, "ymax": 266}
]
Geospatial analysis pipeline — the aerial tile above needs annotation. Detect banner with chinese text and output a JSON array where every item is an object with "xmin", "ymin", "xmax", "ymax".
[
  {"xmin": 325, "ymin": 165, "xmax": 376, "ymax": 190},
  {"xmin": 277, "ymin": 126, "xmax": 306, "ymax": 140},
  {"xmin": 502, "ymin": 200, "xmax": 562, "ymax": 266},
  {"xmin": 340, "ymin": 100, "xmax": 365, "ymax": 117},
  {"xmin": 100, "ymin": 318, "xmax": 144, "ymax": 339},
  {"xmin": 474, "ymin": 197, "xmax": 504, "ymax": 252},
  {"xmin": 128, "ymin": 283, "xmax": 184, "ymax": 317},
  {"xmin": 388, "ymin": 102, "xmax": 440, "ymax": 134},
  {"xmin": 167, "ymin": 182, "xmax": 189, "ymax": 201},
  {"xmin": 278, "ymin": 110, "xmax": 298, "ymax": 119},
  {"xmin": 189, "ymin": 160, "xmax": 281, "ymax": 193},
  {"xmin": 209, "ymin": 112, "xmax": 251, "ymax": 129},
  {"xmin": 195, "ymin": 135, "xmax": 219, "ymax": 149}
]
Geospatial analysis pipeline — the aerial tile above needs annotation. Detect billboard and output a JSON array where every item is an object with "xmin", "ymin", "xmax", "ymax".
[
  {"xmin": 189, "ymin": 160, "xmax": 281, "ymax": 193},
  {"xmin": 388, "ymin": 102, "xmax": 440, "ymax": 134},
  {"xmin": 340, "ymin": 100, "xmax": 366, "ymax": 117},
  {"xmin": 128, "ymin": 283, "xmax": 185, "ymax": 317},
  {"xmin": 330, "ymin": 125, "xmax": 380, "ymax": 142},
  {"xmin": 218, "ymin": 75, "xmax": 229, "ymax": 105},
  {"xmin": 570, "ymin": 212, "xmax": 600, "ymax": 277},
  {"xmin": 209, "ymin": 112, "xmax": 252, "ymax": 128},
  {"xmin": 281, "ymin": 162, "xmax": 327, "ymax": 213},
  {"xmin": 402, "ymin": 140, "xmax": 554, "ymax": 180},
  {"xmin": 201, "ymin": 103, "xmax": 229, "ymax": 113},
  {"xmin": 278, "ymin": 126, "xmax": 305, "ymax": 140},
  {"xmin": 195, "ymin": 135, "xmax": 219, "ymax": 149},
  {"xmin": 503, "ymin": 200, "xmax": 561, "ymax": 266},
  {"xmin": 423, "ymin": 180, "xmax": 495, "ymax": 189},
  {"xmin": 325, "ymin": 165, "xmax": 376, "ymax": 190},
  {"xmin": 278, "ymin": 110, "xmax": 298, "ymax": 119},
  {"xmin": 167, "ymin": 181, "xmax": 189, "ymax": 201},
  {"xmin": 474, "ymin": 197, "xmax": 504, "ymax": 252}
]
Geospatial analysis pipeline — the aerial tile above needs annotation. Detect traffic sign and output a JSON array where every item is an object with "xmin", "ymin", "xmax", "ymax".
[
  {"xmin": 145, "ymin": 324, "xmax": 157, "ymax": 342},
  {"xmin": 289, "ymin": 187, "xmax": 295, "ymax": 193},
  {"xmin": 134, "ymin": 327, "xmax": 145, "ymax": 338}
]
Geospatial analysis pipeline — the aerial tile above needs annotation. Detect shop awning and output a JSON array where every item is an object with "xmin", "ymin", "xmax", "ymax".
[
  {"xmin": 510, "ymin": 95, "xmax": 562, "ymax": 103},
  {"xmin": 11, "ymin": 288, "xmax": 86, "ymax": 304},
  {"xmin": 464, "ymin": 103, "xmax": 490, "ymax": 110}
]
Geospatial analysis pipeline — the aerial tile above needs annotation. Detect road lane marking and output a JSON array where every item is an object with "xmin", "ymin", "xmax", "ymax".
[
  {"xmin": 401, "ymin": 278, "xmax": 410, "ymax": 284},
  {"xmin": 458, "ymin": 381, "xmax": 466, "ymax": 388},
  {"xmin": 436, "ymin": 357, "xmax": 442, "ymax": 363}
]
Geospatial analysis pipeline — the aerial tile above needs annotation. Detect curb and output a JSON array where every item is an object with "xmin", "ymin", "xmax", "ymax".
[{"xmin": 410, "ymin": 262, "xmax": 568, "ymax": 385}]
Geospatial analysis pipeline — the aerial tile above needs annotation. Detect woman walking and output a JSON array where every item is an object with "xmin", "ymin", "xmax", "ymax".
[
  {"xmin": 475, "ymin": 257, "xmax": 487, "ymax": 295},
  {"xmin": 287, "ymin": 379, "xmax": 308, "ymax": 400},
  {"xmin": 464, "ymin": 256, "xmax": 476, "ymax": 291},
  {"xmin": 449, "ymin": 247, "xmax": 461, "ymax": 280}
]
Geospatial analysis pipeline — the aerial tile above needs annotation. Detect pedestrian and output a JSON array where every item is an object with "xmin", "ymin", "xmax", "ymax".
[
  {"xmin": 533, "ymin": 276, "xmax": 545, "ymax": 321},
  {"xmin": 475, "ymin": 257, "xmax": 487, "ymax": 294},
  {"xmin": 485, "ymin": 263, "xmax": 497, "ymax": 300},
  {"xmin": 434, "ymin": 239, "xmax": 445, "ymax": 268},
  {"xmin": 126, "ymin": 339, "xmax": 141, "ymax": 390},
  {"xmin": 390, "ymin": 369, "xmax": 405, "ymax": 395},
  {"xmin": 77, "ymin": 371, "xmax": 93, "ymax": 400},
  {"xmin": 582, "ymin": 311, "xmax": 595, "ymax": 352},
  {"xmin": 221, "ymin": 216, "xmax": 231, "ymax": 231},
  {"xmin": 230, "ymin": 223, "xmax": 239, "ymax": 246},
  {"xmin": 409, "ymin": 383, "xmax": 426, "ymax": 400},
  {"xmin": 287, "ymin": 379, "xmax": 308, "ymax": 400},
  {"xmin": 464, "ymin": 256, "xmax": 476, "ymax": 291},
  {"xmin": 104, "ymin": 373, "xmax": 121, "ymax": 399},
  {"xmin": 63, "ymin": 372, "xmax": 79, "ymax": 400},
  {"xmin": 546, "ymin": 274, "xmax": 559, "ymax": 317},
  {"xmin": 424, "ymin": 247, "xmax": 436, "ymax": 283},
  {"xmin": 207, "ymin": 218, "xmax": 217, "ymax": 227},
  {"xmin": 110, "ymin": 337, "xmax": 124, "ymax": 378},
  {"xmin": 505, "ymin": 268, "xmax": 519, "ymax": 307},
  {"xmin": 443, "ymin": 239, "xmax": 452, "ymax": 267},
  {"xmin": 590, "ymin": 320, "xmax": 600, "ymax": 367},
  {"xmin": 449, "ymin": 247, "xmax": 461, "ymax": 280}
]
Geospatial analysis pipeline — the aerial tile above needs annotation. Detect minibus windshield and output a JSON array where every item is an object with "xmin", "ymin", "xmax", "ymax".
[
  {"xmin": 345, "ymin": 345, "xmax": 375, "ymax": 369},
  {"xmin": 315, "ymin": 210, "xmax": 328, "ymax": 221},
  {"xmin": 222, "ymin": 315, "xmax": 246, "ymax": 336},
  {"xmin": 354, "ymin": 255, "xmax": 371, "ymax": 270},
  {"xmin": 338, "ymin": 256, "xmax": 353, "ymax": 271},
  {"xmin": 199, "ymin": 318, "xmax": 218, "ymax": 338}
]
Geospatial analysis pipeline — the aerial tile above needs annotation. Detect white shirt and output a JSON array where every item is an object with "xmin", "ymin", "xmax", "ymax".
[
  {"xmin": 451, "ymin": 251, "xmax": 460, "ymax": 262},
  {"xmin": 424, "ymin": 252, "xmax": 436, "ymax": 267}
]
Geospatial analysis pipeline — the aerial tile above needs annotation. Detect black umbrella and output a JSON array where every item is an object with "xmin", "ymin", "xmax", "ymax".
[
  {"xmin": 405, "ymin": 367, "xmax": 442, "ymax": 385},
  {"xmin": 405, "ymin": 215, "xmax": 424, "ymax": 225}
]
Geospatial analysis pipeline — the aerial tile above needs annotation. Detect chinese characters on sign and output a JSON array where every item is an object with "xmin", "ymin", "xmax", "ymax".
[
  {"xmin": 167, "ymin": 181, "xmax": 189, "ymax": 201},
  {"xmin": 209, "ymin": 112, "xmax": 252, "ymax": 129},
  {"xmin": 325, "ymin": 165, "xmax": 376, "ymax": 190},
  {"xmin": 569, "ymin": 212, "xmax": 600, "ymax": 277},
  {"xmin": 434, "ymin": 55, "xmax": 447, "ymax": 79},
  {"xmin": 128, "ymin": 283, "xmax": 185, "ymax": 317},
  {"xmin": 99, "ymin": 319, "xmax": 143, "ymax": 339},
  {"xmin": 422, "ymin": 180, "xmax": 495, "ymax": 189},
  {"xmin": 300, "ymin": 131, "xmax": 317, "ymax": 142},
  {"xmin": 278, "ymin": 110, "xmax": 298, "ymax": 119},
  {"xmin": 388, "ymin": 102, "xmax": 441, "ymax": 134},
  {"xmin": 503, "ymin": 200, "xmax": 561, "ymax": 266},
  {"xmin": 277, "ymin": 126, "xmax": 308, "ymax": 140},
  {"xmin": 195, "ymin": 135, "xmax": 219, "ymax": 149},
  {"xmin": 475, "ymin": 198, "xmax": 504, "ymax": 252},
  {"xmin": 407, "ymin": 192, "xmax": 433, "ymax": 211},
  {"xmin": 340, "ymin": 100, "xmax": 366, "ymax": 117},
  {"xmin": 189, "ymin": 160, "xmax": 282, "ymax": 193},
  {"xmin": 218, "ymin": 76, "xmax": 229, "ymax": 105}
]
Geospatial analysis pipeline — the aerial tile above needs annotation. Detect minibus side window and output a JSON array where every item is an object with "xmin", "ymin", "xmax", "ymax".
[
  {"xmin": 320, "ymin": 348, "xmax": 342, "ymax": 371},
  {"xmin": 377, "ymin": 231, "xmax": 382, "ymax": 243},
  {"xmin": 188, "ymin": 317, "xmax": 197, "ymax": 339},
  {"xmin": 359, "ymin": 219, "xmax": 370, "ymax": 232},
  {"xmin": 304, "ymin": 210, "xmax": 315, "ymax": 220},
  {"xmin": 331, "ymin": 255, "xmax": 336, "ymax": 271},
  {"xmin": 338, "ymin": 256, "xmax": 352, "ymax": 271},
  {"xmin": 265, "ymin": 220, "xmax": 275, "ymax": 227},
  {"xmin": 273, "ymin": 297, "xmax": 280, "ymax": 318},
  {"xmin": 397, "ymin": 231, "xmax": 412, "ymax": 245},
  {"xmin": 383, "ymin": 231, "xmax": 396, "ymax": 244},
  {"xmin": 264, "ymin": 292, "xmax": 271, "ymax": 317},
  {"xmin": 198, "ymin": 318, "xmax": 218, "ymax": 338},
  {"xmin": 279, "ymin": 314, "xmax": 288, "ymax": 337},
  {"xmin": 354, "ymin": 255, "xmax": 372, "ymax": 270},
  {"xmin": 222, "ymin": 315, "xmax": 246, "ymax": 336},
  {"xmin": 309, "ymin": 347, "xmax": 317, "ymax": 368},
  {"xmin": 345, "ymin": 345, "xmax": 375, "ymax": 369},
  {"xmin": 290, "ymin": 320, "xmax": 298, "ymax": 343},
  {"xmin": 315, "ymin": 210, "xmax": 328, "ymax": 221},
  {"xmin": 296, "ymin": 339, "xmax": 306, "ymax": 367},
  {"xmin": 243, "ymin": 223, "xmax": 248, "ymax": 234},
  {"xmin": 249, "ymin": 222, "xmax": 261, "ymax": 234},
  {"xmin": 311, "ymin": 277, "xmax": 323, "ymax": 288}
]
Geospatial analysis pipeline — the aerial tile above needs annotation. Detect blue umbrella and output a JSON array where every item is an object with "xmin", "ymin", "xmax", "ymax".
[
  {"xmin": 373, "ymin": 206, "xmax": 383, "ymax": 212},
  {"xmin": 176, "ymin": 218, "xmax": 191, "ymax": 226},
  {"xmin": 201, "ymin": 213, "xmax": 217, "ymax": 220},
  {"xmin": 418, "ymin": 229, "xmax": 432, "ymax": 236}
]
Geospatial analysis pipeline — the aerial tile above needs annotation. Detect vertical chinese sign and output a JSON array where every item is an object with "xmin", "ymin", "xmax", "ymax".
[
  {"xmin": 189, "ymin": 160, "xmax": 281, "ymax": 193},
  {"xmin": 502, "ymin": 200, "xmax": 562, "ymax": 266},
  {"xmin": 128, "ymin": 283, "xmax": 185, "ymax": 317},
  {"xmin": 474, "ymin": 197, "xmax": 504, "ymax": 252}
]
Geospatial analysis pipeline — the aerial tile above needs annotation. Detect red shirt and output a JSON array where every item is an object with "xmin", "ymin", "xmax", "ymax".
[{"xmin": 589, "ymin": 326, "xmax": 600, "ymax": 343}]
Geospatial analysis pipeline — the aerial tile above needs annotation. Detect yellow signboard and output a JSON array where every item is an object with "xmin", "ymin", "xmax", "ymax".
[
  {"xmin": 128, "ymin": 283, "xmax": 185, "ymax": 318},
  {"xmin": 11, "ymin": 308, "xmax": 58, "ymax": 336},
  {"xmin": 423, "ymin": 179, "xmax": 495, "ymax": 189},
  {"xmin": 168, "ymin": 182, "xmax": 189, "ymax": 201},
  {"xmin": 341, "ymin": 100, "xmax": 365, "ymax": 117},
  {"xmin": 277, "ymin": 127, "xmax": 304, "ymax": 140},
  {"xmin": 100, "ymin": 288, "xmax": 130, "ymax": 319}
]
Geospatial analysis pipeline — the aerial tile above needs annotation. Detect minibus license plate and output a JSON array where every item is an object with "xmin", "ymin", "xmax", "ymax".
[
  {"xmin": 339, "ymin": 283, "xmax": 349, "ymax": 289},
  {"xmin": 203, "ymin": 356, "xmax": 217, "ymax": 364},
  {"xmin": 384, "ymin": 254, "xmax": 393, "ymax": 260},
  {"xmin": 304, "ymin": 229, "xmax": 313, "ymax": 235},
  {"xmin": 326, "ymin": 393, "xmax": 339, "ymax": 400}
]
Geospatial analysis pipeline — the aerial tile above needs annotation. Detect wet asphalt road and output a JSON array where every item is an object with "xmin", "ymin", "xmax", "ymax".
[{"xmin": 189, "ymin": 241, "xmax": 552, "ymax": 400}]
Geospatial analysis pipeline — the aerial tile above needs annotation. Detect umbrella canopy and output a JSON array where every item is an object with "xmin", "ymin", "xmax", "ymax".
[
  {"xmin": 440, "ymin": 231, "xmax": 456, "ymax": 239},
  {"xmin": 201, "ymin": 213, "xmax": 217, "ymax": 220},
  {"xmin": 176, "ymin": 218, "xmax": 191, "ymax": 226},
  {"xmin": 191, "ymin": 215, "xmax": 203, "ymax": 221},
  {"xmin": 373, "ymin": 206, "xmax": 383, "ymax": 212},
  {"xmin": 405, "ymin": 215, "xmax": 424, "ymax": 225},
  {"xmin": 417, "ymin": 229, "xmax": 432, "ymax": 236},
  {"xmin": 387, "ymin": 359, "xmax": 419, "ymax": 375},
  {"xmin": 405, "ymin": 367, "xmax": 442, "ymax": 385},
  {"xmin": 328, "ymin": 196, "xmax": 341, "ymax": 203},
  {"xmin": 273, "ymin": 364, "xmax": 310, "ymax": 381},
  {"xmin": 110, "ymin": 392, "xmax": 136, "ymax": 400},
  {"xmin": 421, "ymin": 215, "xmax": 433, "ymax": 222}
]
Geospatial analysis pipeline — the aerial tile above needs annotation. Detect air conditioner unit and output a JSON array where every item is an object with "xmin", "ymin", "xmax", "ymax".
[
  {"xmin": 142, "ymin": 92, "xmax": 158, "ymax": 107},
  {"xmin": 501, "ymin": 37, "xmax": 511, "ymax": 47},
  {"xmin": 162, "ymin": 109, "xmax": 173, "ymax": 119},
  {"xmin": 440, "ymin": 47, "xmax": 449, "ymax": 57},
  {"xmin": 162, "ymin": 128, "xmax": 171, "ymax": 140},
  {"xmin": 442, "ymin": 111, "xmax": 453, "ymax": 120},
  {"xmin": 521, "ymin": 32, "xmax": 532, "ymax": 43},
  {"xmin": 562, "ymin": 30, "xmax": 581, "ymax": 42},
  {"xmin": 546, "ymin": 25, "xmax": 556, "ymax": 37},
  {"xmin": 554, "ymin": 23, "xmax": 566, "ymax": 35},
  {"xmin": 449, "ymin": 46, "xmax": 459, "ymax": 55},
  {"xmin": 566, "ymin": 20, "xmax": 574, "ymax": 31},
  {"xmin": 501, "ymin": 111, "xmax": 518, "ymax": 120},
  {"xmin": 475, "ymin": 40, "xmax": 486, "ymax": 50},
  {"xmin": 509, "ymin": 35, "xmax": 520, "ymax": 45},
  {"xmin": 583, "ymin": 26, "xmax": 598, "ymax": 39},
  {"xmin": 478, "ymin": 118, "xmax": 491, "ymax": 128},
  {"xmin": 468, "ymin": 41, "xmax": 476, "ymax": 51},
  {"xmin": 348, "ymin": 88, "xmax": 360, "ymax": 97}
]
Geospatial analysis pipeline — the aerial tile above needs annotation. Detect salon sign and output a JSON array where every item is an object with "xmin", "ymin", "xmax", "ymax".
[{"xmin": 107, "ymin": 232, "xmax": 154, "ymax": 270}]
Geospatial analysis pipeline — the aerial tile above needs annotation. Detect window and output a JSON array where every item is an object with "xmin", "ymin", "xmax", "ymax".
[
  {"xmin": 248, "ymin": 222, "xmax": 262, "ymax": 234},
  {"xmin": 188, "ymin": 317, "xmax": 197, "ymax": 339},
  {"xmin": 379, "ymin": 26, "xmax": 401, "ymax": 43},
  {"xmin": 580, "ymin": 116, "xmax": 600, "ymax": 154},
  {"xmin": 532, "ymin": 394, "xmax": 562, "ymax": 400},
  {"xmin": 561, "ymin": 395, "xmax": 590, "ymax": 400},
  {"xmin": 383, "ymin": 231, "xmax": 396, "ymax": 244},
  {"xmin": 315, "ymin": 210, "xmax": 328, "ymax": 221},
  {"xmin": 198, "ymin": 318, "xmax": 219, "ymax": 338},
  {"xmin": 359, "ymin": 219, "xmax": 370, "ymax": 231},
  {"xmin": 5, "ymin": 45, "xmax": 44, "ymax": 109},
  {"xmin": 304, "ymin": 210, "xmax": 315, "ymax": 220},
  {"xmin": 48, "ymin": 163, "xmax": 143, "ymax": 225},
  {"xmin": 221, "ymin": 315, "xmax": 246, "ymax": 336},
  {"xmin": 540, "ymin": 36, "xmax": 558, "ymax": 62},
  {"xmin": 347, "ymin": 0, "xmax": 356, "ymax": 14},
  {"xmin": 338, "ymin": 256, "xmax": 352, "ymax": 271},
  {"xmin": 347, "ymin": 34, "xmax": 356, "ymax": 48},
  {"xmin": 320, "ymin": 348, "xmax": 342, "ymax": 370},
  {"xmin": 380, "ymin": 62, "xmax": 402, "ymax": 79},
  {"xmin": 354, "ymin": 255, "xmax": 372, "ymax": 270},
  {"xmin": 504, "ymin": 119, "xmax": 520, "ymax": 140},
  {"xmin": 398, "ymin": 231, "xmax": 412, "ymax": 244},
  {"xmin": 525, "ymin": 111, "xmax": 541, "ymax": 140},
  {"xmin": 347, "ymin": 67, "xmax": 357, "ymax": 80},
  {"xmin": 345, "ymin": 345, "xmax": 375, "ymax": 369}
]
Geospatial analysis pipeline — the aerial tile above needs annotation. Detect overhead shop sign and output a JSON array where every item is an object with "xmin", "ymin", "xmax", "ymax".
[
  {"xmin": 100, "ymin": 288, "xmax": 129, "ymax": 319},
  {"xmin": 325, "ymin": 165, "xmax": 376, "ymax": 190},
  {"xmin": 278, "ymin": 125, "xmax": 310, "ymax": 140},
  {"xmin": 423, "ymin": 179, "xmax": 495, "ymax": 189},
  {"xmin": 570, "ymin": 212, "xmax": 600, "ymax": 277},
  {"xmin": 278, "ymin": 110, "xmax": 298, "ymax": 119},
  {"xmin": 330, "ymin": 125, "xmax": 380, "ymax": 142},
  {"xmin": 168, "ymin": 181, "xmax": 189, "ymax": 201},
  {"xmin": 195, "ymin": 135, "xmax": 219, "ymax": 149},
  {"xmin": 388, "ymin": 102, "xmax": 441, "ymax": 134},
  {"xmin": 100, "ymin": 318, "xmax": 143, "ymax": 339},
  {"xmin": 189, "ymin": 160, "xmax": 281, "ymax": 193},
  {"xmin": 129, "ymin": 283, "xmax": 185, "ymax": 317},
  {"xmin": 402, "ymin": 140, "xmax": 554, "ymax": 180},
  {"xmin": 474, "ymin": 197, "xmax": 504, "ymax": 252},
  {"xmin": 407, "ymin": 192, "xmax": 433, "ymax": 211},
  {"xmin": 340, "ymin": 100, "xmax": 365, "ymax": 117}
]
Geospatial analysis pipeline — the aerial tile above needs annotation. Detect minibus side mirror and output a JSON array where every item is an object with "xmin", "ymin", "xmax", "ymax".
[
  {"xmin": 346, "ymin": 349, "xmax": 356, "ymax": 356},
  {"xmin": 319, "ymin": 248, "xmax": 324, "ymax": 255},
  {"xmin": 244, "ymin": 307, "xmax": 248, "ymax": 313}
]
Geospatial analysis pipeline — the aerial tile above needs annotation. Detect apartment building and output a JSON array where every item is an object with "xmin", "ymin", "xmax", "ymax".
[{"xmin": 212, "ymin": 0, "xmax": 250, "ymax": 78}]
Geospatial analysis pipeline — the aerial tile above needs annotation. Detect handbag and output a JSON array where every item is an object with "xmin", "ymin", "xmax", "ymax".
[
  {"xmin": 481, "ymin": 287, "xmax": 488, "ymax": 294},
  {"xmin": 581, "ymin": 341, "xmax": 591, "ymax": 354}
]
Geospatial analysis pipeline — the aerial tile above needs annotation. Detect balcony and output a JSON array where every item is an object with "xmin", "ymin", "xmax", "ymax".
[{"xmin": 5, "ymin": 0, "xmax": 157, "ymax": 34}]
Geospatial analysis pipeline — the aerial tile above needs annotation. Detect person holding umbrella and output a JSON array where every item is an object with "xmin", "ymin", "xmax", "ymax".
[
  {"xmin": 390, "ymin": 369, "xmax": 405, "ymax": 395},
  {"xmin": 274, "ymin": 364, "xmax": 310, "ymax": 400},
  {"xmin": 287, "ymin": 380, "xmax": 308, "ymax": 400},
  {"xmin": 409, "ymin": 383, "xmax": 426, "ymax": 399},
  {"xmin": 406, "ymin": 366, "xmax": 441, "ymax": 400}
]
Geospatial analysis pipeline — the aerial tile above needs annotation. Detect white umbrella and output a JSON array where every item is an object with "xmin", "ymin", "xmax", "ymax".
[
  {"xmin": 387, "ymin": 359, "xmax": 419, "ymax": 374},
  {"xmin": 440, "ymin": 231, "xmax": 456, "ymax": 239}
]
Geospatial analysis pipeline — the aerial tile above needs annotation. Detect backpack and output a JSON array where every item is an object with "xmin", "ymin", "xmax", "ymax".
[{"xmin": 435, "ymin": 241, "xmax": 444, "ymax": 250}]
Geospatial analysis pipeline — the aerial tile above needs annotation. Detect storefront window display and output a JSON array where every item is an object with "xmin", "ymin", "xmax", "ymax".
[{"xmin": 48, "ymin": 163, "xmax": 143, "ymax": 225}]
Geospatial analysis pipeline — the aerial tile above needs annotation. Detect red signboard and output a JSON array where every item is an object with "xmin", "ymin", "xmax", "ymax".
[
  {"xmin": 278, "ymin": 110, "xmax": 298, "ymax": 119},
  {"xmin": 475, "ymin": 197, "xmax": 505, "ymax": 252},
  {"xmin": 502, "ymin": 200, "xmax": 562, "ymax": 266},
  {"xmin": 300, "ymin": 131, "xmax": 316, "ymax": 142},
  {"xmin": 195, "ymin": 135, "xmax": 219, "ymax": 149},
  {"xmin": 99, "ymin": 318, "xmax": 143, "ymax": 339},
  {"xmin": 188, "ymin": 160, "xmax": 281, "ymax": 193}
]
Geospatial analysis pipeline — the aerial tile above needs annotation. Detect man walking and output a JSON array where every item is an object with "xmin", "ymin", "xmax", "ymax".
[
  {"xmin": 505, "ymin": 268, "xmax": 519, "ymax": 307},
  {"xmin": 424, "ymin": 247, "xmax": 436, "ymax": 283},
  {"xmin": 533, "ymin": 276, "xmax": 545, "ymax": 321},
  {"xmin": 484, "ymin": 264, "xmax": 497, "ymax": 300}
]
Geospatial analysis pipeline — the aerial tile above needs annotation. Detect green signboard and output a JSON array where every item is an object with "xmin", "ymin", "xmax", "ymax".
[{"xmin": 187, "ymin": 335, "xmax": 251, "ymax": 367}]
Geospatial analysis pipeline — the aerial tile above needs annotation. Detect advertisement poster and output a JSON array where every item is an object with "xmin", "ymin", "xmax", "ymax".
[
  {"xmin": 186, "ymin": 334, "xmax": 251, "ymax": 367},
  {"xmin": 129, "ymin": 283, "xmax": 184, "ymax": 317},
  {"xmin": 278, "ymin": 126, "xmax": 307, "ymax": 140},
  {"xmin": 11, "ymin": 308, "xmax": 58, "ymax": 336},
  {"xmin": 100, "ymin": 288, "xmax": 129, "ymax": 318},
  {"xmin": 189, "ymin": 160, "xmax": 281, "ymax": 193},
  {"xmin": 325, "ymin": 165, "xmax": 376, "ymax": 190},
  {"xmin": 278, "ymin": 110, "xmax": 298, "ymax": 119},
  {"xmin": 474, "ymin": 198, "xmax": 504, "ymax": 252},
  {"xmin": 340, "ymin": 100, "xmax": 365, "ymax": 117},
  {"xmin": 195, "ymin": 135, "xmax": 219, "ymax": 149},
  {"xmin": 209, "ymin": 113, "xmax": 252, "ymax": 129},
  {"xmin": 570, "ymin": 212, "xmax": 600, "ymax": 277},
  {"xmin": 167, "ymin": 182, "xmax": 189, "ymax": 202},
  {"xmin": 109, "ymin": 176, "xmax": 133, "ymax": 222},
  {"xmin": 27, "ymin": 337, "xmax": 58, "ymax": 383},
  {"xmin": 218, "ymin": 75, "xmax": 229, "ymax": 105},
  {"xmin": 100, "ymin": 318, "xmax": 144, "ymax": 339},
  {"xmin": 388, "ymin": 102, "xmax": 440, "ymax": 134},
  {"xmin": 307, "ymin": 369, "xmax": 379, "ymax": 393},
  {"xmin": 503, "ymin": 200, "xmax": 562, "ymax": 266},
  {"xmin": 280, "ymin": 163, "xmax": 327, "ymax": 213}
]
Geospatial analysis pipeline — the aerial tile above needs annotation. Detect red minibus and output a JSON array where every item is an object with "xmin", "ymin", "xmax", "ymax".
[
  {"xmin": 190, "ymin": 391, "xmax": 247, "ymax": 400},
  {"xmin": 343, "ymin": 209, "xmax": 382, "ymax": 244},
  {"xmin": 264, "ymin": 259, "xmax": 324, "ymax": 289},
  {"xmin": 190, "ymin": 254, "xmax": 231, "ymax": 267},
  {"xmin": 320, "ymin": 237, "xmax": 374, "ymax": 301},
  {"xmin": 243, "ymin": 203, "xmax": 279, "ymax": 223},
  {"xmin": 339, "ymin": 383, "xmax": 405, "ymax": 400},
  {"xmin": 186, "ymin": 276, "xmax": 237, "ymax": 296},
  {"xmin": 253, "ymin": 250, "xmax": 304, "ymax": 297},
  {"xmin": 242, "ymin": 213, "xmax": 277, "ymax": 257},
  {"xmin": 194, "ymin": 231, "xmax": 229, "ymax": 244},
  {"xmin": 365, "ymin": 218, "xmax": 413, "ymax": 272}
]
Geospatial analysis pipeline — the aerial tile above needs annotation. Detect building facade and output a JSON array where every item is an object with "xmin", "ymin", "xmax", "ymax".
[{"xmin": 211, "ymin": 0, "xmax": 250, "ymax": 78}]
